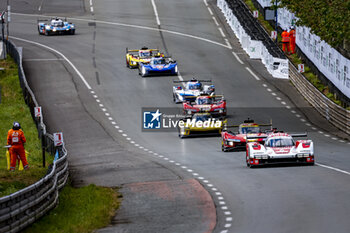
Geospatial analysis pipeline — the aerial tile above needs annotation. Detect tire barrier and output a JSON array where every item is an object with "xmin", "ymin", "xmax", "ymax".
[
  {"xmin": 0, "ymin": 39, "xmax": 69, "ymax": 233},
  {"xmin": 217, "ymin": 0, "xmax": 289, "ymax": 79}
]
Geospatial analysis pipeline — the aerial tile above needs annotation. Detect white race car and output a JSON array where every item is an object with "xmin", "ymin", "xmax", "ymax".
[
  {"xmin": 173, "ymin": 79, "xmax": 215, "ymax": 103},
  {"xmin": 246, "ymin": 132, "xmax": 314, "ymax": 168}
]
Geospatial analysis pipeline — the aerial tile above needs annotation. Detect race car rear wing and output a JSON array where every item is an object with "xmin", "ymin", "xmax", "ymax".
[
  {"xmin": 126, "ymin": 47, "xmax": 159, "ymax": 53},
  {"xmin": 37, "ymin": 17, "xmax": 68, "ymax": 22},
  {"xmin": 245, "ymin": 132, "xmax": 308, "ymax": 140},
  {"xmin": 290, "ymin": 133, "xmax": 308, "ymax": 137},
  {"xmin": 173, "ymin": 79, "xmax": 212, "ymax": 83},
  {"xmin": 224, "ymin": 119, "xmax": 272, "ymax": 129}
]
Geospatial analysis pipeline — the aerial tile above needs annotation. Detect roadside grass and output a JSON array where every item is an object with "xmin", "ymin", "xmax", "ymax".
[
  {"xmin": 243, "ymin": 0, "xmax": 347, "ymax": 109},
  {"xmin": 24, "ymin": 184, "xmax": 121, "ymax": 233},
  {"xmin": 0, "ymin": 56, "xmax": 52, "ymax": 197}
]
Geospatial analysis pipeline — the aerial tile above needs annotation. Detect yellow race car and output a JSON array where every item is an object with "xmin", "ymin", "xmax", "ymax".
[
  {"xmin": 178, "ymin": 113, "xmax": 226, "ymax": 138},
  {"xmin": 126, "ymin": 47, "xmax": 162, "ymax": 68}
]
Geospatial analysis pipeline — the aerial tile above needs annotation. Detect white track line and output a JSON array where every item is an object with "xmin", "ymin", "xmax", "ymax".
[
  {"xmin": 245, "ymin": 67, "xmax": 260, "ymax": 80},
  {"xmin": 13, "ymin": 13, "xmax": 230, "ymax": 49},
  {"xmin": 232, "ymin": 51, "xmax": 243, "ymax": 64},
  {"xmin": 151, "ymin": 0, "xmax": 161, "ymax": 26},
  {"xmin": 316, "ymin": 163, "xmax": 350, "ymax": 176},
  {"xmin": 218, "ymin": 27, "xmax": 226, "ymax": 38},
  {"xmin": 203, "ymin": 0, "xmax": 208, "ymax": 6},
  {"xmin": 212, "ymin": 17, "xmax": 219, "ymax": 26},
  {"xmin": 10, "ymin": 36, "xmax": 93, "ymax": 90},
  {"xmin": 90, "ymin": 7, "xmax": 94, "ymax": 13},
  {"xmin": 207, "ymin": 7, "xmax": 214, "ymax": 15}
]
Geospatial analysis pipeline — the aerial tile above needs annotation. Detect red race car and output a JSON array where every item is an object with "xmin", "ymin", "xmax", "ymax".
[
  {"xmin": 221, "ymin": 118, "xmax": 273, "ymax": 152},
  {"xmin": 183, "ymin": 95, "xmax": 226, "ymax": 117}
]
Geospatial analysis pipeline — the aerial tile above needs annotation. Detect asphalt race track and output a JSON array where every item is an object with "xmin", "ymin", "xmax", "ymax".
[{"xmin": 2, "ymin": 0, "xmax": 350, "ymax": 232}]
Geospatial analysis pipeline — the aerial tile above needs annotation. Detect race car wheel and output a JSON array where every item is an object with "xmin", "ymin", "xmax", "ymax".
[
  {"xmin": 126, "ymin": 59, "xmax": 130, "ymax": 68},
  {"xmin": 70, "ymin": 29, "xmax": 75, "ymax": 35},
  {"xmin": 45, "ymin": 30, "xmax": 50, "ymax": 36},
  {"xmin": 38, "ymin": 26, "xmax": 42, "ymax": 35},
  {"xmin": 173, "ymin": 94, "xmax": 180, "ymax": 104},
  {"xmin": 221, "ymin": 143, "xmax": 228, "ymax": 152}
]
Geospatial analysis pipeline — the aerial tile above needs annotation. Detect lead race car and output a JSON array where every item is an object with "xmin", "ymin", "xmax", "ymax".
[
  {"xmin": 173, "ymin": 79, "xmax": 215, "ymax": 103},
  {"xmin": 38, "ymin": 17, "xmax": 75, "ymax": 36},
  {"xmin": 138, "ymin": 55, "xmax": 178, "ymax": 77},
  {"xmin": 246, "ymin": 132, "xmax": 315, "ymax": 168},
  {"xmin": 125, "ymin": 47, "xmax": 161, "ymax": 68},
  {"xmin": 183, "ymin": 95, "xmax": 226, "ymax": 117},
  {"xmin": 221, "ymin": 118, "xmax": 272, "ymax": 152}
]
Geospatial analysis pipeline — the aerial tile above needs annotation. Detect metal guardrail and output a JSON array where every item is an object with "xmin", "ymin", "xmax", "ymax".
[
  {"xmin": 0, "ymin": 39, "xmax": 69, "ymax": 233},
  {"xmin": 289, "ymin": 61, "xmax": 350, "ymax": 135}
]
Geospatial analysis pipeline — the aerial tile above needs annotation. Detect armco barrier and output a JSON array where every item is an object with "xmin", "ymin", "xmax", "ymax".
[
  {"xmin": 0, "ymin": 39, "xmax": 68, "ymax": 233},
  {"xmin": 289, "ymin": 61, "xmax": 350, "ymax": 135}
]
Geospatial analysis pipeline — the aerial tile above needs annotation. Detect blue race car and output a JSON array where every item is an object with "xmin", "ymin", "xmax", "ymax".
[
  {"xmin": 138, "ymin": 56, "xmax": 178, "ymax": 77},
  {"xmin": 38, "ymin": 17, "xmax": 75, "ymax": 36}
]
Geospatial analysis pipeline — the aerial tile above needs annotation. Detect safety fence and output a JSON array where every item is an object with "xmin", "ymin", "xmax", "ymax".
[
  {"xmin": 217, "ymin": 0, "xmax": 350, "ymax": 135},
  {"xmin": 0, "ymin": 39, "xmax": 69, "ymax": 233},
  {"xmin": 289, "ymin": 61, "xmax": 350, "ymax": 135},
  {"xmin": 217, "ymin": 0, "xmax": 289, "ymax": 79}
]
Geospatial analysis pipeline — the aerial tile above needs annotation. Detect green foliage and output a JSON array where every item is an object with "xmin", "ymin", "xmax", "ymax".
[
  {"xmin": 0, "ymin": 56, "xmax": 52, "ymax": 197},
  {"xmin": 275, "ymin": 0, "xmax": 350, "ymax": 47},
  {"xmin": 24, "ymin": 184, "xmax": 120, "ymax": 233}
]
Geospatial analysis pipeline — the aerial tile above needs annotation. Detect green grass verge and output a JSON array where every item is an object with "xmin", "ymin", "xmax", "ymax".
[
  {"xmin": 24, "ymin": 184, "xmax": 121, "ymax": 233},
  {"xmin": 0, "ymin": 56, "xmax": 53, "ymax": 197},
  {"xmin": 243, "ymin": 0, "xmax": 348, "ymax": 109}
]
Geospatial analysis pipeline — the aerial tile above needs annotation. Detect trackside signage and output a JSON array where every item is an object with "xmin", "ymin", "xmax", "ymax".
[{"xmin": 142, "ymin": 108, "xmax": 223, "ymax": 132}]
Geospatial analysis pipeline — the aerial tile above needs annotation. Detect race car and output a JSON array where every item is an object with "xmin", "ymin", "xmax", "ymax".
[
  {"xmin": 138, "ymin": 56, "xmax": 177, "ymax": 77},
  {"xmin": 173, "ymin": 79, "xmax": 215, "ymax": 103},
  {"xmin": 38, "ymin": 17, "xmax": 75, "ymax": 36},
  {"xmin": 183, "ymin": 95, "xmax": 226, "ymax": 117},
  {"xmin": 246, "ymin": 132, "xmax": 315, "ymax": 168},
  {"xmin": 125, "ymin": 47, "xmax": 161, "ymax": 68},
  {"xmin": 221, "ymin": 118, "xmax": 272, "ymax": 152},
  {"xmin": 178, "ymin": 113, "xmax": 226, "ymax": 138}
]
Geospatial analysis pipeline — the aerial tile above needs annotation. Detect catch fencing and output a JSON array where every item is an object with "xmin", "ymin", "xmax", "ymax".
[{"xmin": 0, "ymin": 39, "xmax": 68, "ymax": 233}]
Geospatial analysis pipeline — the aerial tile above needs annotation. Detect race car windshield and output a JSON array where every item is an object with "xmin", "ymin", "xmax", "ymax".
[
  {"xmin": 194, "ymin": 115, "xmax": 210, "ymax": 121},
  {"xmin": 139, "ymin": 51, "xmax": 151, "ymax": 57},
  {"xmin": 52, "ymin": 21, "xmax": 64, "ymax": 27},
  {"xmin": 241, "ymin": 127, "xmax": 260, "ymax": 134},
  {"xmin": 152, "ymin": 59, "xmax": 165, "ymax": 65},
  {"xmin": 188, "ymin": 84, "xmax": 201, "ymax": 90},
  {"xmin": 266, "ymin": 138, "xmax": 294, "ymax": 147},
  {"xmin": 197, "ymin": 98, "xmax": 213, "ymax": 104}
]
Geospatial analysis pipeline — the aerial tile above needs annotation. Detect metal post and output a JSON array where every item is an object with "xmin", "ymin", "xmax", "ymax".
[
  {"xmin": 6, "ymin": 0, "xmax": 10, "ymax": 41},
  {"xmin": 40, "ymin": 123, "xmax": 46, "ymax": 167},
  {"xmin": 1, "ymin": 12, "xmax": 5, "ymax": 59},
  {"xmin": 274, "ymin": 0, "xmax": 278, "ymax": 43}
]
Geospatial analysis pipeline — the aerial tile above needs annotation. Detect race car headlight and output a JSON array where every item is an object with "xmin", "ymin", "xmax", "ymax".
[
  {"xmin": 228, "ymin": 141, "xmax": 234, "ymax": 146},
  {"xmin": 45, "ymin": 26, "xmax": 51, "ymax": 29},
  {"xmin": 131, "ymin": 61, "xmax": 137, "ymax": 65},
  {"xmin": 53, "ymin": 28, "xmax": 57, "ymax": 32}
]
